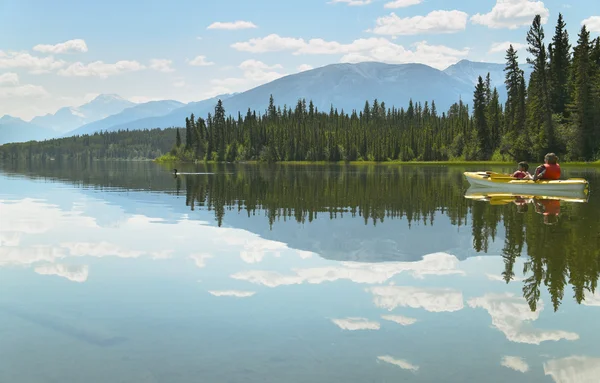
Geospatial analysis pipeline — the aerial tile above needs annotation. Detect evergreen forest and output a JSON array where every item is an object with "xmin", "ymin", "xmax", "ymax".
[{"xmin": 1, "ymin": 13, "xmax": 599, "ymax": 164}]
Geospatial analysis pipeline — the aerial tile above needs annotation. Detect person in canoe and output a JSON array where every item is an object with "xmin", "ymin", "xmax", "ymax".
[
  {"xmin": 532, "ymin": 153, "xmax": 561, "ymax": 181},
  {"xmin": 511, "ymin": 161, "xmax": 532, "ymax": 180}
]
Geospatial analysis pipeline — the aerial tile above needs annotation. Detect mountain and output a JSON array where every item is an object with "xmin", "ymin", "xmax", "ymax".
[
  {"xmin": 31, "ymin": 94, "xmax": 136, "ymax": 133},
  {"xmin": 112, "ymin": 62, "xmax": 479, "ymax": 132},
  {"xmin": 0, "ymin": 116, "xmax": 54, "ymax": 145},
  {"xmin": 443, "ymin": 59, "xmax": 534, "ymax": 101},
  {"xmin": 65, "ymin": 100, "xmax": 186, "ymax": 136},
  {"xmin": 103, "ymin": 94, "xmax": 235, "ymax": 132}
]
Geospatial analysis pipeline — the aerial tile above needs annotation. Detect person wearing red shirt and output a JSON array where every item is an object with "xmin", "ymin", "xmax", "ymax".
[{"xmin": 512, "ymin": 161, "xmax": 532, "ymax": 179}]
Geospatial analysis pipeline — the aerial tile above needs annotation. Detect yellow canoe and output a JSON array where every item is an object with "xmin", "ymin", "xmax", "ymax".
[{"xmin": 464, "ymin": 171, "xmax": 589, "ymax": 196}]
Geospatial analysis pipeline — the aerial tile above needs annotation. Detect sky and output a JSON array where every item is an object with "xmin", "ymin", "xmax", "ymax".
[{"xmin": 0, "ymin": 0, "xmax": 599, "ymax": 120}]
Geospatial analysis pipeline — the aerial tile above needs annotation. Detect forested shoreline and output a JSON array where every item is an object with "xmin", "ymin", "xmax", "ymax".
[{"xmin": 1, "ymin": 13, "xmax": 599, "ymax": 164}]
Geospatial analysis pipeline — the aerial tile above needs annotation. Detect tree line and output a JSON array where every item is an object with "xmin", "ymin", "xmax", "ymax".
[
  {"xmin": 168, "ymin": 13, "xmax": 599, "ymax": 163},
  {"xmin": 1, "ymin": 13, "xmax": 598, "ymax": 163}
]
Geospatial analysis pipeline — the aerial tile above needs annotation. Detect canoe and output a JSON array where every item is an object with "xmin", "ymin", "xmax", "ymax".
[
  {"xmin": 463, "ymin": 171, "xmax": 590, "ymax": 195},
  {"xmin": 464, "ymin": 187, "xmax": 589, "ymax": 204}
]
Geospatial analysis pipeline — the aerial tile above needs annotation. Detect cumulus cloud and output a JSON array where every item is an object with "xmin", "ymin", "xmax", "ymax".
[
  {"xmin": 489, "ymin": 41, "xmax": 527, "ymax": 53},
  {"xmin": 331, "ymin": 317, "xmax": 380, "ymax": 330},
  {"xmin": 467, "ymin": 293, "xmax": 579, "ymax": 345},
  {"xmin": 328, "ymin": 0, "xmax": 373, "ymax": 5},
  {"xmin": 190, "ymin": 253, "xmax": 213, "ymax": 268},
  {"xmin": 0, "ymin": 73, "xmax": 48, "ymax": 99},
  {"xmin": 381, "ymin": 315, "xmax": 417, "ymax": 326},
  {"xmin": 377, "ymin": 355, "xmax": 419, "ymax": 371},
  {"xmin": 58, "ymin": 60, "xmax": 145, "ymax": 78},
  {"xmin": 208, "ymin": 290, "xmax": 256, "ymax": 297},
  {"xmin": 470, "ymin": 0, "xmax": 550, "ymax": 29},
  {"xmin": 582, "ymin": 16, "xmax": 600, "ymax": 33},
  {"xmin": 33, "ymin": 39, "xmax": 88, "ymax": 54},
  {"xmin": 206, "ymin": 59, "xmax": 286, "ymax": 96},
  {"xmin": 0, "ymin": 50, "xmax": 66, "ymax": 74},
  {"xmin": 0, "ymin": 72, "xmax": 19, "ymax": 86},
  {"xmin": 486, "ymin": 273, "xmax": 522, "ymax": 282},
  {"xmin": 231, "ymin": 34, "xmax": 468, "ymax": 69},
  {"xmin": 188, "ymin": 55, "xmax": 215, "ymax": 66},
  {"xmin": 297, "ymin": 64, "xmax": 313, "ymax": 72},
  {"xmin": 368, "ymin": 285, "xmax": 464, "ymax": 312},
  {"xmin": 543, "ymin": 355, "xmax": 600, "ymax": 383},
  {"xmin": 232, "ymin": 252, "xmax": 465, "ymax": 288},
  {"xmin": 207, "ymin": 21, "xmax": 257, "ymax": 30},
  {"xmin": 34, "ymin": 264, "xmax": 89, "ymax": 283},
  {"xmin": 501, "ymin": 356, "xmax": 529, "ymax": 373},
  {"xmin": 368, "ymin": 10, "xmax": 469, "ymax": 35},
  {"xmin": 384, "ymin": 0, "xmax": 422, "ymax": 8},
  {"xmin": 149, "ymin": 58, "xmax": 175, "ymax": 72}
]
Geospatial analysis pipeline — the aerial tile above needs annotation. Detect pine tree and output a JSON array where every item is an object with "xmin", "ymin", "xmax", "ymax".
[
  {"xmin": 549, "ymin": 13, "xmax": 572, "ymax": 115},
  {"xmin": 185, "ymin": 117, "xmax": 192, "ymax": 150},
  {"xmin": 526, "ymin": 14, "xmax": 556, "ymax": 157},
  {"xmin": 175, "ymin": 128, "xmax": 181, "ymax": 147},
  {"xmin": 473, "ymin": 76, "xmax": 490, "ymax": 159},
  {"xmin": 569, "ymin": 25, "xmax": 594, "ymax": 160}
]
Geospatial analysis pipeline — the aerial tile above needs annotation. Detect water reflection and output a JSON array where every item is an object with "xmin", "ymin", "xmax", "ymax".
[{"xmin": 1, "ymin": 160, "xmax": 600, "ymax": 382}]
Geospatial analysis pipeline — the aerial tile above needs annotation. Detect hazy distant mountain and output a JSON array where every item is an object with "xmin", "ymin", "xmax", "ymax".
[
  {"xmin": 65, "ymin": 100, "xmax": 186, "ymax": 136},
  {"xmin": 31, "ymin": 94, "xmax": 136, "ymax": 133},
  {"xmin": 105, "ymin": 94, "xmax": 235, "ymax": 132},
  {"xmin": 443, "ymin": 59, "xmax": 533, "ymax": 100},
  {"xmin": 112, "ymin": 62, "xmax": 477, "ymax": 132},
  {"xmin": 0, "ymin": 116, "xmax": 53, "ymax": 145}
]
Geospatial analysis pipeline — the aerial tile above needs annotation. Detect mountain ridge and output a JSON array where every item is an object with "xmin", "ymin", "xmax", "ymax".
[{"xmin": 1, "ymin": 59, "xmax": 532, "ymax": 145}]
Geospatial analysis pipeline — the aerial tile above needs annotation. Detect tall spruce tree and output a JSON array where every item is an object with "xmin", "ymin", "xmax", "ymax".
[
  {"xmin": 473, "ymin": 76, "xmax": 490, "ymax": 159},
  {"xmin": 569, "ymin": 25, "xmax": 594, "ymax": 160},
  {"xmin": 175, "ymin": 128, "xmax": 181, "ymax": 147},
  {"xmin": 526, "ymin": 14, "xmax": 556, "ymax": 157},
  {"xmin": 549, "ymin": 13, "xmax": 572, "ymax": 115}
]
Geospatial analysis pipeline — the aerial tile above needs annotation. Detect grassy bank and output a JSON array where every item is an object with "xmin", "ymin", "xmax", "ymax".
[{"xmin": 154, "ymin": 154, "xmax": 600, "ymax": 167}]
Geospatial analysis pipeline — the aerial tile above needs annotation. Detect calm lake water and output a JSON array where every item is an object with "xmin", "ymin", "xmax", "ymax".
[{"xmin": 1, "ymin": 161, "xmax": 599, "ymax": 383}]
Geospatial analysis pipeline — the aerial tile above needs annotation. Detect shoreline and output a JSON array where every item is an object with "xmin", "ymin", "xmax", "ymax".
[{"xmin": 153, "ymin": 157, "xmax": 600, "ymax": 167}]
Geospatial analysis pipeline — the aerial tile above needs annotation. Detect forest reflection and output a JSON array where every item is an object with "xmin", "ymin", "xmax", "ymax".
[
  {"xmin": 178, "ymin": 164, "xmax": 600, "ymax": 313},
  {"xmin": 2, "ymin": 160, "xmax": 599, "ymax": 313}
]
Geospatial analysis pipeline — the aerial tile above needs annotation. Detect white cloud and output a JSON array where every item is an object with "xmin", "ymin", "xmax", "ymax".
[
  {"xmin": 368, "ymin": 285, "xmax": 464, "ymax": 312},
  {"xmin": 328, "ymin": 0, "xmax": 373, "ymax": 5},
  {"xmin": 231, "ymin": 34, "xmax": 306, "ymax": 53},
  {"xmin": 232, "ymin": 253, "xmax": 465, "ymax": 288},
  {"xmin": 0, "ymin": 73, "xmax": 48, "ymax": 99},
  {"xmin": 188, "ymin": 55, "xmax": 215, "ymax": 66},
  {"xmin": 470, "ymin": 0, "xmax": 550, "ymax": 30},
  {"xmin": 368, "ymin": 10, "xmax": 469, "ymax": 35},
  {"xmin": 35, "ymin": 264, "xmax": 89, "ymax": 283},
  {"xmin": 190, "ymin": 253, "xmax": 213, "ymax": 268},
  {"xmin": 331, "ymin": 317, "xmax": 380, "ymax": 330},
  {"xmin": 126, "ymin": 95, "xmax": 163, "ymax": 104},
  {"xmin": 501, "ymin": 356, "xmax": 529, "ymax": 373},
  {"xmin": 489, "ymin": 41, "xmax": 527, "ymax": 53},
  {"xmin": 297, "ymin": 64, "xmax": 313, "ymax": 72},
  {"xmin": 377, "ymin": 355, "xmax": 419, "ymax": 371},
  {"xmin": 384, "ymin": 0, "xmax": 422, "ymax": 8},
  {"xmin": 0, "ymin": 51, "xmax": 66, "ymax": 74},
  {"xmin": 208, "ymin": 290, "xmax": 256, "ymax": 297},
  {"xmin": 0, "ymin": 72, "xmax": 19, "ymax": 86},
  {"xmin": 381, "ymin": 314, "xmax": 417, "ymax": 326},
  {"xmin": 207, "ymin": 59, "xmax": 286, "ymax": 96},
  {"xmin": 544, "ymin": 355, "xmax": 600, "ymax": 383},
  {"xmin": 207, "ymin": 20, "xmax": 257, "ymax": 30},
  {"xmin": 61, "ymin": 241, "xmax": 144, "ymax": 258},
  {"xmin": 149, "ymin": 58, "xmax": 175, "ymax": 72},
  {"xmin": 467, "ymin": 293, "xmax": 579, "ymax": 345},
  {"xmin": 58, "ymin": 60, "xmax": 145, "ymax": 78},
  {"xmin": 231, "ymin": 34, "xmax": 468, "ymax": 69},
  {"xmin": 33, "ymin": 39, "xmax": 88, "ymax": 54},
  {"xmin": 486, "ymin": 273, "xmax": 522, "ymax": 282},
  {"xmin": 582, "ymin": 16, "xmax": 600, "ymax": 33}
]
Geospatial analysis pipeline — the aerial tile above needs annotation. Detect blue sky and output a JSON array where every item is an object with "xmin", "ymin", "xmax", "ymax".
[{"xmin": 0, "ymin": 0, "xmax": 598, "ymax": 120}]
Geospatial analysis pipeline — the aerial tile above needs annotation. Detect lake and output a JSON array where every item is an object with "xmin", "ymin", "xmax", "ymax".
[{"xmin": 1, "ymin": 160, "xmax": 599, "ymax": 383}]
